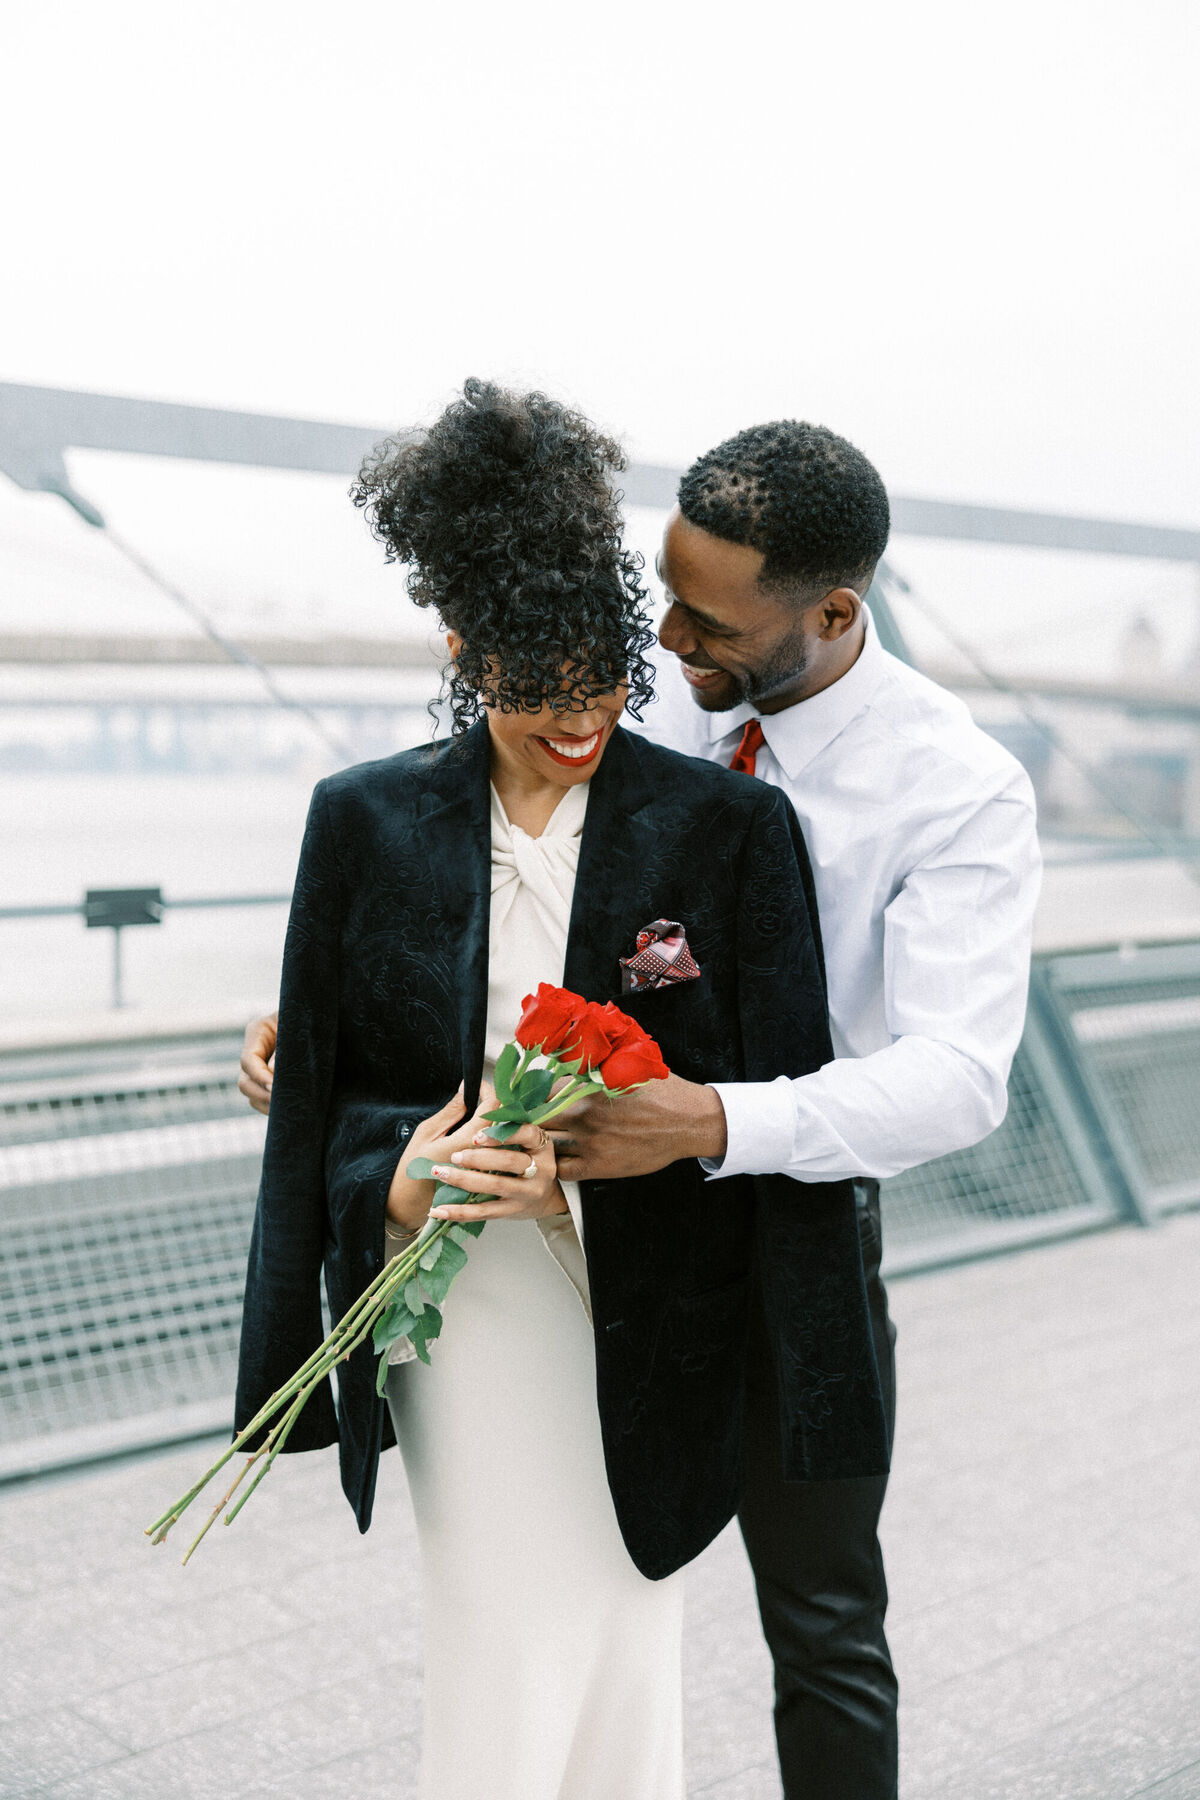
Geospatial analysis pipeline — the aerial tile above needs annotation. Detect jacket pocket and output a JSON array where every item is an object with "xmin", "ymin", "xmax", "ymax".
[{"xmin": 623, "ymin": 968, "xmax": 710, "ymax": 1010}]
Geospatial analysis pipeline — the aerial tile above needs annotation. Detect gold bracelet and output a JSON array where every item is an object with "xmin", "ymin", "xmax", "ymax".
[{"xmin": 385, "ymin": 1218, "xmax": 423, "ymax": 1245}]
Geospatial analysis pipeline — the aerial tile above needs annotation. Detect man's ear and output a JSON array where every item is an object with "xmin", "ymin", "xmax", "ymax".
[{"xmin": 819, "ymin": 588, "xmax": 862, "ymax": 640}]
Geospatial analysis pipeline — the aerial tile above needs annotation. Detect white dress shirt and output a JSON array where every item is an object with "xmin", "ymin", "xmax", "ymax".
[{"xmin": 626, "ymin": 610, "xmax": 1042, "ymax": 1183}]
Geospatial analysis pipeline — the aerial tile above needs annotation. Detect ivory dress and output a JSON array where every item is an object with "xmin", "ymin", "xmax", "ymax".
[{"xmin": 384, "ymin": 780, "xmax": 686, "ymax": 1800}]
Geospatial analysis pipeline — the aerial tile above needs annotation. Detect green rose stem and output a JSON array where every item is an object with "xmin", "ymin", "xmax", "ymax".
[
  {"xmin": 145, "ymin": 1214, "xmax": 452, "ymax": 1560},
  {"xmin": 146, "ymin": 1054, "xmax": 634, "ymax": 1562}
]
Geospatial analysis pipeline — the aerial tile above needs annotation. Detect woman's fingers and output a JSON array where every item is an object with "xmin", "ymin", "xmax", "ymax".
[
  {"xmin": 239, "ymin": 1017, "xmax": 277, "ymax": 1115},
  {"xmin": 507, "ymin": 1123, "xmax": 552, "ymax": 1152},
  {"xmin": 430, "ymin": 1164, "xmax": 532, "ymax": 1199},
  {"xmin": 472, "ymin": 1120, "xmax": 551, "ymax": 1153},
  {"xmin": 428, "ymin": 1198, "xmax": 527, "ymax": 1221},
  {"xmin": 428, "ymin": 1082, "xmax": 467, "ymax": 1128},
  {"xmin": 446, "ymin": 1146, "xmax": 533, "ymax": 1177},
  {"xmin": 471, "ymin": 1079, "xmax": 498, "ymax": 1118}
]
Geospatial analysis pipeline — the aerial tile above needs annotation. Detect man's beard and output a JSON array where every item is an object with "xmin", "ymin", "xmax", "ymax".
[{"xmin": 701, "ymin": 629, "xmax": 810, "ymax": 711}]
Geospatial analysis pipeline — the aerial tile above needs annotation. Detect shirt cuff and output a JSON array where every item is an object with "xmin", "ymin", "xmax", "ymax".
[{"xmin": 700, "ymin": 1079, "xmax": 797, "ymax": 1179}]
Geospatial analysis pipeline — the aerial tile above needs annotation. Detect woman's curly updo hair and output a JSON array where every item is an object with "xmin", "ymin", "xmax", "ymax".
[{"xmin": 352, "ymin": 378, "xmax": 655, "ymax": 733}]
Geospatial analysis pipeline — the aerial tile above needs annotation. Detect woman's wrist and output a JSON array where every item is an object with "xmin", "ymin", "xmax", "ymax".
[{"xmin": 387, "ymin": 1166, "xmax": 434, "ymax": 1233}]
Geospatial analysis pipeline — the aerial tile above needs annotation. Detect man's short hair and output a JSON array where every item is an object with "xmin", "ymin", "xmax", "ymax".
[{"xmin": 678, "ymin": 420, "xmax": 890, "ymax": 593}]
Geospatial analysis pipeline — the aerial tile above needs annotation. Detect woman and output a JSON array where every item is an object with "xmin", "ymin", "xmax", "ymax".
[{"xmin": 234, "ymin": 380, "xmax": 887, "ymax": 1799}]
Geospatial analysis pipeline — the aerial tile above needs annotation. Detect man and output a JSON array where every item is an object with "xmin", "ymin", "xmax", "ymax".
[{"xmin": 240, "ymin": 419, "xmax": 1040, "ymax": 1798}]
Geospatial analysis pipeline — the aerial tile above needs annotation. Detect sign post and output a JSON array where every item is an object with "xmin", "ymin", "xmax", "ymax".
[{"xmin": 84, "ymin": 888, "xmax": 164, "ymax": 1009}]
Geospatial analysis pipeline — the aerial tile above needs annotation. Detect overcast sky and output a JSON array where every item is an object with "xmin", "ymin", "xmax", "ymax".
[
  {"xmin": 1, "ymin": 1, "xmax": 1198, "ymax": 677},
  {"xmin": 2, "ymin": 1, "xmax": 1200, "ymax": 687}
]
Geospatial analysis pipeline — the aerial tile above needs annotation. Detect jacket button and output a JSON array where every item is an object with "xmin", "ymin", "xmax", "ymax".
[{"xmin": 399, "ymin": 1124, "xmax": 411, "ymax": 1141}]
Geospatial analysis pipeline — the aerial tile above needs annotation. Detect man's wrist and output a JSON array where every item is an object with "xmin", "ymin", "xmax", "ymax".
[{"xmin": 689, "ymin": 1083, "xmax": 729, "ymax": 1163}]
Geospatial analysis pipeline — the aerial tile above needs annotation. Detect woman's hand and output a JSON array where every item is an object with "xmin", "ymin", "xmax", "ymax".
[
  {"xmin": 239, "ymin": 1011, "xmax": 278, "ymax": 1115},
  {"xmin": 386, "ymin": 1083, "xmax": 500, "ymax": 1231},
  {"xmin": 428, "ymin": 1122, "xmax": 568, "ymax": 1224}
]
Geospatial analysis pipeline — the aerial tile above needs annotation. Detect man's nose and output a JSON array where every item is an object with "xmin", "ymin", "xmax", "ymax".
[{"xmin": 658, "ymin": 602, "xmax": 695, "ymax": 656}]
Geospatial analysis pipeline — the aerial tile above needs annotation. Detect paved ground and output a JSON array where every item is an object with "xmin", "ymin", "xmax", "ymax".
[{"xmin": 2, "ymin": 1212, "xmax": 1199, "ymax": 1799}]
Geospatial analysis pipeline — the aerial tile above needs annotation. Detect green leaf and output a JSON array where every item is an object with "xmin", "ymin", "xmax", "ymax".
[
  {"xmin": 482, "ymin": 1103, "xmax": 530, "ymax": 1124},
  {"xmin": 419, "ymin": 1237, "xmax": 445, "ymax": 1272},
  {"xmin": 484, "ymin": 1119, "xmax": 521, "ymax": 1143},
  {"xmin": 405, "ymin": 1155, "xmax": 436, "ymax": 1182},
  {"xmin": 373, "ymin": 1298, "xmax": 418, "ymax": 1350},
  {"xmin": 404, "ymin": 1279, "xmax": 425, "ymax": 1314},
  {"xmin": 376, "ymin": 1349, "xmax": 392, "ymax": 1394},
  {"xmin": 418, "ymin": 1260, "xmax": 454, "ymax": 1303},
  {"xmin": 449, "ymin": 1219, "xmax": 485, "ymax": 1241},
  {"xmin": 407, "ymin": 1304, "xmax": 443, "ymax": 1366},
  {"xmin": 432, "ymin": 1181, "xmax": 467, "ymax": 1208},
  {"xmin": 416, "ymin": 1230, "xmax": 469, "ymax": 1302},
  {"xmin": 514, "ymin": 1067, "xmax": 556, "ymax": 1109},
  {"xmin": 419, "ymin": 1236, "xmax": 468, "ymax": 1299},
  {"xmin": 493, "ymin": 1040, "xmax": 520, "ymax": 1106},
  {"xmin": 436, "ymin": 1234, "xmax": 468, "ymax": 1276}
]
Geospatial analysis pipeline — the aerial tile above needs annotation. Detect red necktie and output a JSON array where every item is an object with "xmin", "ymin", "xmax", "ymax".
[{"xmin": 729, "ymin": 718, "xmax": 765, "ymax": 776}]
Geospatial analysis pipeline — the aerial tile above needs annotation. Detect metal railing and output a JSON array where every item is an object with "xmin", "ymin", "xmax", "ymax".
[
  {"xmin": 0, "ymin": 891, "xmax": 290, "ymax": 1010},
  {"xmin": 1038, "ymin": 942, "xmax": 1200, "ymax": 1219},
  {"xmin": 0, "ymin": 1029, "xmax": 264, "ymax": 1479},
  {"xmin": 881, "ymin": 981, "xmax": 1122, "ymax": 1272},
  {"xmin": 2, "ymin": 940, "xmax": 1198, "ymax": 1477}
]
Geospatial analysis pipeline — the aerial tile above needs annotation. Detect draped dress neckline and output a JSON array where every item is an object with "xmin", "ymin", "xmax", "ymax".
[
  {"xmin": 386, "ymin": 774, "xmax": 594, "ymax": 1355},
  {"xmin": 486, "ymin": 778, "xmax": 592, "ymax": 1310}
]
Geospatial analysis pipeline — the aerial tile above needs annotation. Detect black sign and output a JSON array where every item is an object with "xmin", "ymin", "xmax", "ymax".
[{"xmin": 84, "ymin": 888, "xmax": 164, "ymax": 930}]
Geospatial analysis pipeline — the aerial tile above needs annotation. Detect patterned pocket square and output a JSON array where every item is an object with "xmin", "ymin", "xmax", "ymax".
[{"xmin": 619, "ymin": 919, "xmax": 702, "ymax": 994}]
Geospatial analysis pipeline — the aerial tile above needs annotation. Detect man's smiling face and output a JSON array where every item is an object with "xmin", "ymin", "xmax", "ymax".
[{"xmin": 656, "ymin": 509, "xmax": 817, "ymax": 714}]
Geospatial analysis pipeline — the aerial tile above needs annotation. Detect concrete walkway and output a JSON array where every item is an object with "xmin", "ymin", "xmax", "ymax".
[{"xmin": 2, "ymin": 1212, "xmax": 1199, "ymax": 1799}]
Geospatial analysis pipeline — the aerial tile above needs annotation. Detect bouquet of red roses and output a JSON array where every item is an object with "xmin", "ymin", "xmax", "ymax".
[{"xmin": 146, "ymin": 984, "xmax": 668, "ymax": 1563}]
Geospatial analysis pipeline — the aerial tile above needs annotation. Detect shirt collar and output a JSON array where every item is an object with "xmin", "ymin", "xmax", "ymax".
[{"xmin": 706, "ymin": 605, "xmax": 889, "ymax": 780}]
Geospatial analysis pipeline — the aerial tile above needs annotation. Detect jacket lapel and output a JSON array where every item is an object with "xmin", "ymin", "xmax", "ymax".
[
  {"xmin": 564, "ymin": 727, "xmax": 657, "ymax": 1005},
  {"xmin": 411, "ymin": 720, "xmax": 492, "ymax": 1108}
]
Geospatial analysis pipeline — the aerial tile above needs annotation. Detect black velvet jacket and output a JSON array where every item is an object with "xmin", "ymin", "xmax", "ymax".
[{"xmin": 234, "ymin": 721, "xmax": 888, "ymax": 1580}]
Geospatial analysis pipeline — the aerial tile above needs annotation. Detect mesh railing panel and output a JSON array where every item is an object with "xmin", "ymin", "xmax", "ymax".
[
  {"xmin": 881, "ymin": 1028, "xmax": 1113, "ymax": 1268},
  {"xmin": 1055, "ymin": 970, "xmax": 1200, "ymax": 1214},
  {"xmin": 6, "ymin": 947, "xmax": 1199, "ymax": 1471},
  {"xmin": 0, "ymin": 1035, "xmax": 265, "ymax": 1469}
]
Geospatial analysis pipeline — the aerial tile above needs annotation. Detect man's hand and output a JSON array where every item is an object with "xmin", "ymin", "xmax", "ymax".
[
  {"xmin": 239, "ymin": 1011, "xmax": 278, "ymax": 1115},
  {"xmin": 551, "ymin": 1072, "xmax": 728, "ymax": 1181}
]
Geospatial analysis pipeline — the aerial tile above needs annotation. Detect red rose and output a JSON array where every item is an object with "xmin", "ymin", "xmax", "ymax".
[
  {"xmin": 569, "ymin": 1000, "xmax": 620, "ymax": 1070},
  {"xmin": 598, "ymin": 1036, "xmax": 670, "ymax": 1090},
  {"xmin": 515, "ymin": 983, "xmax": 586, "ymax": 1054},
  {"xmin": 594, "ymin": 1004, "xmax": 671, "ymax": 1089}
]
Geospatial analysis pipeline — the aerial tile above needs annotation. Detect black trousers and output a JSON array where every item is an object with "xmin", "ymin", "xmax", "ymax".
[{"xmin": 737, "ymin": 1181, "xmax": 899, "ymax": 1800}]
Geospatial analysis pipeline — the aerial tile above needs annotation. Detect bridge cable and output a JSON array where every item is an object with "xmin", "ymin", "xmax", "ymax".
[{"xmin": 99, "ymin": 521, "xmax": 358, "ymax": 766}]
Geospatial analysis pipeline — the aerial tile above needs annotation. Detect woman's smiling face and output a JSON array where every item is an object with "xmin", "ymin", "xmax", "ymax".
[{"xmin": 447, "ymin": 631, "xmax": 627, "ymax": 790}]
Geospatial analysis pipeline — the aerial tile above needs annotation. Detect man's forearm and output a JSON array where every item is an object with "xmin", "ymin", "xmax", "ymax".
[{"xmin": 707, "ymin": 1035, "xmax": 1011, "ymax": 1184}]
